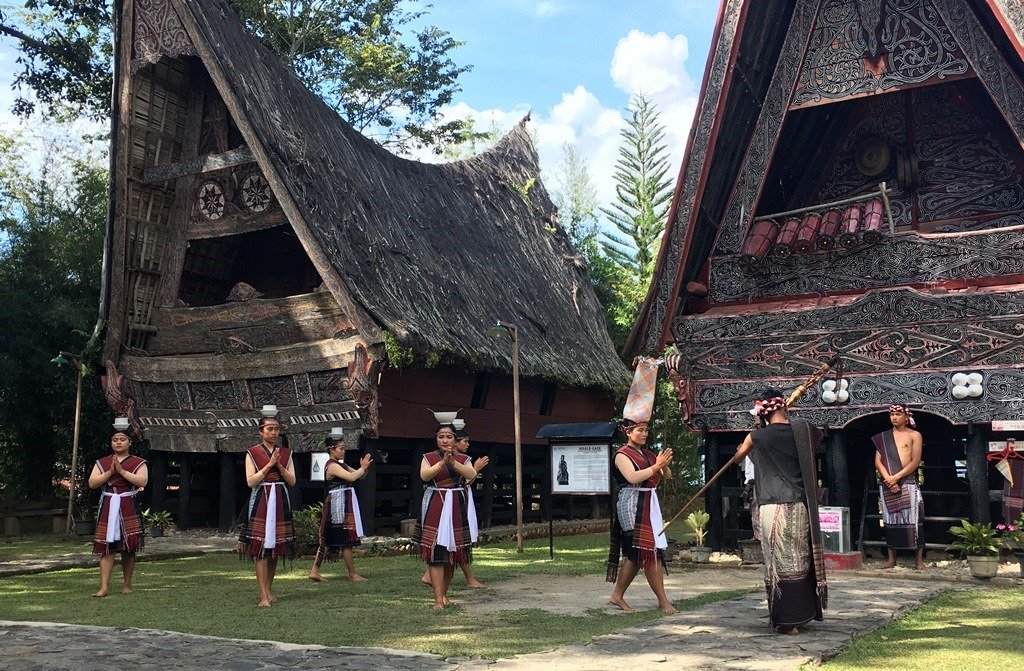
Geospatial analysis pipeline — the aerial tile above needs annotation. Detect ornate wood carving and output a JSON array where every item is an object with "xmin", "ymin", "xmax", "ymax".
[
  {"xmin": 987, "ymin": 0, "xmax": 1024, "ymax": 60},
  {"xmin": 672, "ymin": 287, "xmax": 1024, "ymax": 381},
  {"xmin": 341, "ymin": 343, "xmax": 381, "ymax": 437},
  {"xmin": 709, "ymin": 225, "xmax": 1024, "ymax": 301},
  {"xmin": 101, "ymin": 359, "xmax": 142, "ymax": 435},
  {"xmin": 309, "ymin": 370, "xmax": 355, "ymax": 404},
  {"xmin": 132, "ymin": 0, "xmax": 196, "ymax": 73},
  {"xmin": 640, "ymin": 0, "xmax": 745, "ymax": 352},
  {"xmin": 173, "ymin": 381, "xmax": 192, "ymax": 409},
  {"xmin": 713, "ymin": 1, "xmax": 824, "ymax": 256},
  {"xmin": 250, "ymin": 375, "xmax": 299, "ymax": 407},
  {"xmin": 934, "ymin": 0, "xmax": 1024, "ymax": 149},
  {"xmin": 191, "ymin": 381, "xmax": 237, "ymax": 409},
  {"xmin": 793, "ymin": 0, "xmax": 970, "ymax": 108},
  {"xmin": 140, "ymin": 382, "xmax": 178, "ymax": 409}
]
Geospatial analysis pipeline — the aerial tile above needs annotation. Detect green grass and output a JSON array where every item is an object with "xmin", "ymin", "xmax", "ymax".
[
  {"xmin": 0, "ymin": 533, "xmax": 92, "ymax": 560},
  {"xmin": 0, "ymin": 533, "xmax": 749, "ymax": 659},
  {"xmin": 821, "ymin": 588, "xmax": 1024, "ymax": 671}
]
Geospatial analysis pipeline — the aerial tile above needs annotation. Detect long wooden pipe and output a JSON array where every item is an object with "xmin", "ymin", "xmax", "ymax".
[{"xmin": 657, "ymin": 357, "xmax": 837, "ymax": 536}]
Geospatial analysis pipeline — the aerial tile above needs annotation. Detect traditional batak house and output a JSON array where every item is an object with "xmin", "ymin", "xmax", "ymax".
[
  {"xmin": 100, "ymin": 0, "xmax": 628, "ymax": 532},
  {"xmin": 629, "ymin": 0, "xmax": 1024, "ymax": 552}
]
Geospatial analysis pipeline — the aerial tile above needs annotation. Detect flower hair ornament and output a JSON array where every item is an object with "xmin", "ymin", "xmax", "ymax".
[
  {"xmin": 888, "ymin": 404, "xmax": 916, "ymax": 428},
  {"xmin": 756, "ymin": 396, "xmax": 786, "ymax": 417}
]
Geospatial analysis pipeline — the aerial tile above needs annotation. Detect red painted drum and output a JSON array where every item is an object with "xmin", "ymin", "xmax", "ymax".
[
  {"xmin": 740, "ymin": 219, "xmax": 779, "ymax": 268},
  {"xmin": 793, "ymin": 213, "xmax": 821, "ymax": 254},
  {"xmin": 838, "ymin": 204, "xmax": 862, "ymax": 248},
  {"xmin": 862, "ymin": 197, "xmax": 884, "ymax": 243},
  {"xmin": 772, "ymin": 217, "xmax": 801, "ymax": 257},
  {"xmin": 815, "ymin": 209, "xmax": 842, "ymax": 250}
]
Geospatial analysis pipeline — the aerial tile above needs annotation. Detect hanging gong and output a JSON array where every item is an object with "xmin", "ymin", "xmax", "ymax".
[{"xmin": 854, "ymin": 136, "xmax": 890, "ymax": 177}]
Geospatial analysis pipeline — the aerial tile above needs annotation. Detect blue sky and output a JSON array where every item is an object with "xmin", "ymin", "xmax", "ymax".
[{"xmin": 0, "ymin": 0, "xmax": 722, "ymax": 208}]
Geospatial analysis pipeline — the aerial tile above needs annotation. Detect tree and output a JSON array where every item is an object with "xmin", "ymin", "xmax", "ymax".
[
  {"xmin": 600, "ymin": 94, "xmax": 673, "ymax": 286},
  {"xmin": 551, "ymin": 142, "xmax": 599, "ymax": 259},
  {"xmin": 0, "ymin": 128, "xmax": 110, "ymax": 501},
  {"xmin": 1, "ymin": 0, "xmax": 470, "ymax": 151}
]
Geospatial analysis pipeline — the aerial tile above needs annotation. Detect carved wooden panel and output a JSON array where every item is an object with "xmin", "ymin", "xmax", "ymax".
[
  {"xmin": 132, "ymin": 0, "xmax": 196, "ymax": 73},
  {"xmin": 793, "ymin": 0, "xmax": 970, "ymax": 108},
  {"xmin": 309, "ymin": 370, "xmax": 355, "ymax": 404},
  {"xmin": 191, "ymin": 381, "xmax": 237, "ymax": 409},
  {"xmin": 639, "ymin": 0, "xmax": 746, "ymax": 353},
  {"xmin": 140, "ymin": 382, "xmax": 178, "ymax": 409},
  {"xmin": 250, "ymin": 375, "xmax": 299, "ymax": 407},
  {"xmin": 709, "ymin": 225, "xmax": 1024, "ymax": 301}
]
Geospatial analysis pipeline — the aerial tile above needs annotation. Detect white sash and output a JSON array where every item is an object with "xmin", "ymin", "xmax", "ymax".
[
  {"xmin": 328, "ymin": 486, "xmax": 365, "ymax": 538},
  {"xmin": 636, "ymin": 487, "xmax": 668, "ymax": 550},
  {"xmin": 426, "ymin": 487, "xmax": 457, "ymax": 551},
  {"xmin": 102, "ymin": 489, "xmax": 137, "ymax": 544},
  {"xmin": 465, "ymin": 486, "xmax": 479, "ymax": 543}
]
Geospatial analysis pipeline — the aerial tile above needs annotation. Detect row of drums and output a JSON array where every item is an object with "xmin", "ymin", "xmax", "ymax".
[{"xmin": 739, "ymin": 197, "xmax": 885, "ymax": 268}]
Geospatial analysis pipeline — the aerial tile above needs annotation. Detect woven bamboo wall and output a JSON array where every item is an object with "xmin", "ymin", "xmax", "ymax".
[{"xmin": 123, "ymin": 59, "xmax": 190, "ymax": 349}]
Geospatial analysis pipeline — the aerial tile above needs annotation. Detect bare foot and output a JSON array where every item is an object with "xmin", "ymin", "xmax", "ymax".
[
  {"xmin": 915, "ymin": 562, "xmax": 926, "ymax": 571},
  {"xmin": 775, "ymin": 626, "xmax": 799, "ymax": 635},
  {"xmin": 421, "ymin": 574, "xmax": 432, "ymax": 586},
  {"xmin": 92, "ymin": 590, "xmax": 109, "ymax": 598},
  {"xmin": 269, "ymin": 594, "xmax": 278, "ymax": 604},
  {"xmin": 257, "ymin": 599, "xmax": 271, "ymax": 608},
  {"xmin": 308, "ymin": 573, "xmax": 325, "ymax": 582},
  {"xmin": 881, "ymin": 560, "xmax": 896, "ymax": 569},
  {"xmin": 466, "ymin": 580, "xmax": 486, "ymax": 589},
  {"xmin": 121, "ymin": 587, "xmax": 133, "ymax": 595},
  {"xmin": 432, "ymin": 601, "xmax": 445, "ymax": 611},
  {"xmin": 607, "ymin": 596, "xmax": 635, "ymax": 613},
  {"xmin": 659, "ymin": 603, "xmax": 678, "ymax": 615},
  {"xmin": 443, "ymin": 596, "xmax": 451, "ymax": 606},
  {"xmin": 348, "ymin": 574, "xmax": 368, "ymax": 582}
]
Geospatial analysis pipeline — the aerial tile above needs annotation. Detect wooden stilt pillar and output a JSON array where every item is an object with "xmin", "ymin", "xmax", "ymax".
[
  {"xmin": 218, "ymin": 451, "xmax": 236, "ymax": 532},
  {"xmin": 826, "ymin": 429, "xmax": 850, "ymax": 509},
  {"xmin": 356, "ymin": 436, "xmax": 378, "ymax": 534},
  {"xmin": 705, "ymin": 433, "xmax": 722, "ymax": 550},
  {"xmin": 150, "ymin": 451, "xmax": 167, "ymax": 513},
  {"xmin": 177, "ymin": 453, "xmax": 191, "ymax": 530},
  {"xmin": 966, "ymin": 425, "xmax": 990, "ymax": 525}
]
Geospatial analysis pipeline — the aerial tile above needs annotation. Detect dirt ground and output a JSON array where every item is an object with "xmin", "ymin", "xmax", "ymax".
[{"xmin": 457, "ymin": 567, "xmax": 764, "ymax": 615}]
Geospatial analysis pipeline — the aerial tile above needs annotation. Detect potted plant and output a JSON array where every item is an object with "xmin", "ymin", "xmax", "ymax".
[
  {"xmin": 142, "ymin": 509, "xmax": 174, "ymax": 538},
  {"xmin": 997, "ymin": 512, "xmax": 1024, "ymax": 579},
  {"xmin": 947, "ymin": 519, "xmax": 1001, "ymax": 579},
  {"xmin": 686, "ymin": 510, "xmax": 712, "ymax": 563}
]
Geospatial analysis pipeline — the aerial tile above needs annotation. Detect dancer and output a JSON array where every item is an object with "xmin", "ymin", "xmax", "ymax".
[
  {"xmin": 873, "ymin": 404, "xmax": 925, "ymax": 570},
  {"xmin": 238, "ymin": 415, "xmax": 297, "ymax": 607},
  {"xmin": 88, "ymin": 424, "xmax": 148, "ymax": 597},
  {"xmin": 734, "ymin": 389, "xmax": 827, "ymax": 634},
  {"xmin": 415, "ymin": 421, "xmax": 478, "ymax": 610},
  {"xmin": 309, "ymin": 431, "xmax": 372, "ymax": 583}
]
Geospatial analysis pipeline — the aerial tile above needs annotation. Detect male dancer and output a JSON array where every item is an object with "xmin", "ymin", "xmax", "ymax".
[{"xmin": 873, "ymin": 404, "xmax": 925, "ymax": 570}]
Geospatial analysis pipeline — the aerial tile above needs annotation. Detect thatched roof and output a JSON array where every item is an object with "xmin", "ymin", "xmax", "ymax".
[{"xmin": 173, "ymin": 0, "xmax": 629, "ymax": 390}]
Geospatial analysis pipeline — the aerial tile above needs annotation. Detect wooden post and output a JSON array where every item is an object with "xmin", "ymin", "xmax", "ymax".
[
  {"xmin": 966, "ymin": 425, "xmax": 990, "ymax": 525},
  {"xmin": 177, "ymin": 453, "xmax": 192, "ymax": 530},
  {"xmin": 150, "ymin": 451, "xmax": 167, "ymax": 512},
  {"xmin": 218, "ymin": 451, "xmax": 236, "ymax": 532},
  {"xmin": 408, "ymin": 439, "xmax": 426, "ymax": 519},
  {"xmin": 541, "ymin": 445, "xmax": 552, "ymax": 522},
  {"xmin": 64, "ymin": 363, "xmax": 84, "ymax": 535},
  {"xmin": 481, "ymin": 445, "xmax": 496, "ymax": 529},
  {"xmin": 511, "ymin": 326, "xmax": 524, "ymax": 553},
  {"xmin": 356, "ymin": 436, "xmax": 378, "ymax": 534},
  {"xmin": 825, "ymin": 429, "xmax": 850, "ymax": 508},
  {"xmin": 705, "ymin": 433, "xmax": 723, "ymax": 550}
]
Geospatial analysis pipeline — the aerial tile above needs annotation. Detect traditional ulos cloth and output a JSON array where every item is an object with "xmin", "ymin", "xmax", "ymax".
[
  {"xmin": 238, "ymin": 444, "xmax": 296, "ymax": 560},
  {"xmin": 314, "ymin": 458, "xmax": 364, "ymax": 562},
  {"xmin": 93, "ymin": 455, "xmax": 147, "ymax": 556},
  {"xmin": 750, "ymin": 421, "xmax": 827, "ymax": 629},
  {"xmin": 1001, "ymin": 459, "xmax": 1024, "ymax": 524},
  {"xmin": 872, "ymin": 430, "xmax": 924, "ymax": 549},
  {"xmin": 414, "ymin": 450, "xmax": 473, "ymax": 565},
  {"xmin": 606, "ymin": 444, "xmax": 668, "ymax": 582}
]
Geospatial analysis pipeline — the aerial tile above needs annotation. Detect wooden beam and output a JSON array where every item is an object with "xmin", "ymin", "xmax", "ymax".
[
  {"xmin": 186, "ymin": 209, "xmax": 287, "ymax": 239},
  {"xmin": 142, "ymin": 146, "xmax": 254, "ymax": 184}
]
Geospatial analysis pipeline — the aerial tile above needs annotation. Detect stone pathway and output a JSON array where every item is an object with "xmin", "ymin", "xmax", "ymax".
[{"xmin": 0, "ymin": 574, "xmax": 951, "ymax": 671}]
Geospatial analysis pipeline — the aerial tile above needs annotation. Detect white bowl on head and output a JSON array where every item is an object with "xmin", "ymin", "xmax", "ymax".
[
  {"xmin": 261, "ymin": 404, "xmax": 279, "ymax": 417},
  {"xmin": 432, "ymin": 411, "xmax": 459, "ymax": 425},
  {"xmin": 330, "ymin": 427, "xmax": 345, "ymax": 438},
  {"xmin": 113, "ymin": 417, "xmax": 130, "ymax": 431},
  {"xmin": 452, "ymin": 419, "xmax": 466, "ymax": 431}
]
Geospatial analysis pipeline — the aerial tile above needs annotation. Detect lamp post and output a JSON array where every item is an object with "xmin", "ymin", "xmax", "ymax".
[
  {"xmin": 489, "ymin": 320, "xmax": 523, "ymax": 553},
  {"xmin": 52, "ymin": 351, "xmax": 84, "ymax": 536}
]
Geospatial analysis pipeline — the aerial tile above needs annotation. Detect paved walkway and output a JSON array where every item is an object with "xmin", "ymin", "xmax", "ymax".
[{"xmin": 0, "ymin": 574, "xmax": 951, "ymax": 671}]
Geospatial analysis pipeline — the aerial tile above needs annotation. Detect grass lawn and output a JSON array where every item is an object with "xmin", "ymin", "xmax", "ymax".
[
  {"xmin": 0, "ymin": 533, "xmax": 92, "ymax": 560},
  {"xmin": 821, "ymin": 588, "xmax": 1024, "ymax": 671},
  {"xmin": 0, "ymin": 532, "xmax": 750, "ymax": 659}
]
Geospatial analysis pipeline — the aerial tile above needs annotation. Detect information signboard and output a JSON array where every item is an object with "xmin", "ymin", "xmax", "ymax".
[
  {"xmin": 311, "ymin": 452, "xmax": 330, "ymax": 482},
  {"xmin": 550, "ymin": 443, "xmax": 610, "ymax": 495}
]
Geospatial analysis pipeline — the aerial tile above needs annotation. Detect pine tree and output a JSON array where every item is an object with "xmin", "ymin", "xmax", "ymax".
[
  {"xmin": 600, "ymin": 94, "xmax": 673, "ymax": 286},
  {"xmin": 551, "ymin": 142, "xmax": 600, "ymax": 259}
]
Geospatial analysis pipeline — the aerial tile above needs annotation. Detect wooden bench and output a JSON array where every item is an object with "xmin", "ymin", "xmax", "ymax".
[{"xmin": 3, "ymin": 508, "xmax": 68, "ymax": 535}]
